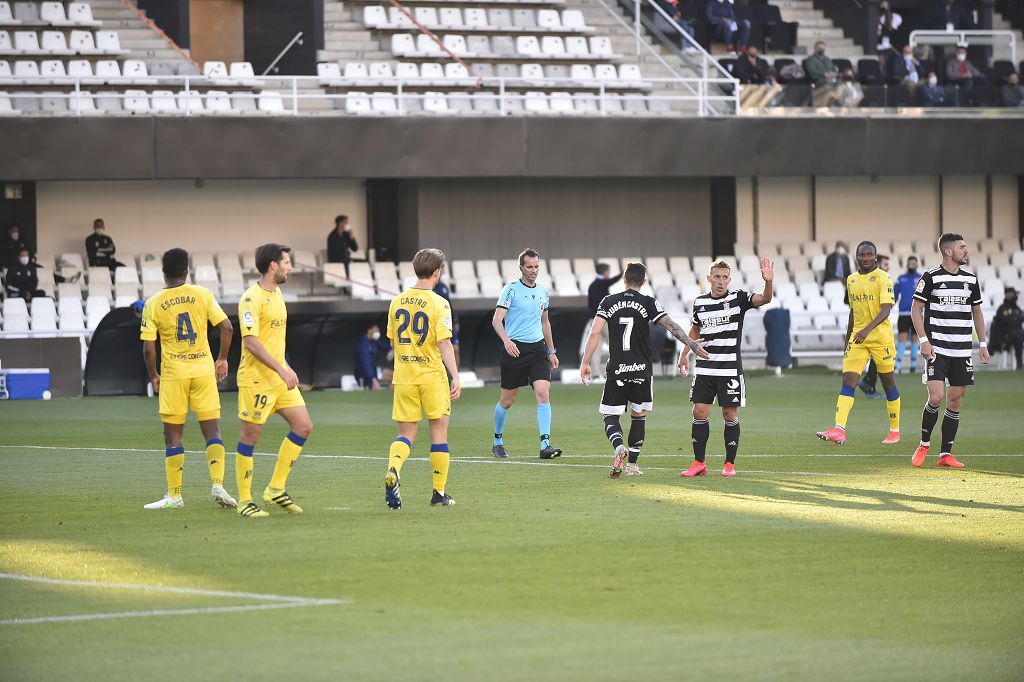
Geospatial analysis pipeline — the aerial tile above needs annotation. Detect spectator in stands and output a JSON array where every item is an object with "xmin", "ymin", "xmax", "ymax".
[
  {"xmin": 1000, "ymin": 72, "xmax": 1024, "ymax": 108},
  {"xmin": 327, "ymin": 214, "xmax": 358, "ymax": 277},
  {"xmin": 734, "ymin": 45, "xmax": 775, "ymax": 84},
  {"xmin": 823, "ymin": 241, "xmax": 852, "ymax": 283},
  {"xmin": 990, "ymin": 287, "xmax": 1023, "ymax": 370},
  {"xmin": 706, "ymin": 0, "xmax": 750, "ymax": 54},
  {"xmin": 433, "ymin": 274, "xmax": 461, "ymax": 364},
  {"xmin": 932, "ymin": 0, "xmax": 969, "ymax": 31},
  {"xmin": 587, "ymin": 263, "xmax": 622, "ymax": 316},
  {"xmin": 86, "ymin": 218, "xmax": 123, "ymax": 269},
  {"xmin": 653, "ymin": 0, "xmax": 697, "ymax": 53},
  {"xmin": 890, "ymin": 44, "xmax": 921, "ymax": 95},
  {"xmin": 353, "ymin": 323, "xmax": 393, "ymax": 389},
  {"xmin": 945, "ymin": 44, "xmax": 985, "ymax": 104},
  {"xmin": 735, "ymin": 45, "xmax": 780, "ymax": 108},
  {"xmin": 3, "ymin": 248, "xmax": 45, "ymax": 302},
  {"xmin": 877, "ymin": 1, "xmax": 903, "ymax": 50},
  {"xmin": 834, "ymin": 68, "xmax": 865, "ymax": 108},
  {"xmin": 806, "ymin": 41, "xmax": 839, "ymax": 87},
  {"xmin": 3, "ymin": 225, "xmax": 27, "ymax": 270},
  {"xmin": 920, "ymin": 71, "xmax": 947, "ymax": 105}
]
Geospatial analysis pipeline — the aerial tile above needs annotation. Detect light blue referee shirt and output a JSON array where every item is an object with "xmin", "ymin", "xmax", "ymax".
[{"xmin": 496, "ymin": 279, "xmax": 549, "ymax": 343}]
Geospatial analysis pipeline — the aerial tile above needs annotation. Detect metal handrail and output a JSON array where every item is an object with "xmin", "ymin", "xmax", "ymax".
[
  {"xmin": 261, "ymin": 31, "xmax": 304, "ymax": 76},
  {"xmin": 909, "ymin": 29, "xmax": 1017, "ymax": 65},
  {"xmin": 0, "ymin": 74, "xmax": 738, "ymax": 117}
]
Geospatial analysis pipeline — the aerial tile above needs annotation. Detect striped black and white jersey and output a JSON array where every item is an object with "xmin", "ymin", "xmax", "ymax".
[
  {"xmin": 690, "ymin": 290, "xmax": 756, "ymax": 377},
  {"xmin": 913, "ymin": 266, "xmax": 982, "ymax": 358},
  {"xmin": 597, "ymin": 290, "xmax": 667, "ymax": 380}
]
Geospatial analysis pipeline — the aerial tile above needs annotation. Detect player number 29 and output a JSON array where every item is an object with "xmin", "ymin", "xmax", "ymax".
[
  {"xmin": 395, "ymin": 309, "xmax": 429, "ymax": 345},
  {"xmin": 619, "ymin": 317, "xmax": 634, "ymax": 351}
]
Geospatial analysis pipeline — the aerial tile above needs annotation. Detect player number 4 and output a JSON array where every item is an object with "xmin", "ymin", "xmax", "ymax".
[
  {"xmin": 176, "ymin": 312, "xmax": 197, "ymax": 346},
  {"xmin": 619, "ymin": 317, "xmax": 634, "ymax": 351}
]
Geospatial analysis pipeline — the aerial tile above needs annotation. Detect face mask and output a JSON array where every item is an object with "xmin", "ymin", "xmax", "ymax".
[
  {"xmin": 19, "ymin": 256, "xmax": 29, "ymax": 265},
  {"xmin": 957, "ymin": 54, "xmax": 966, "ymax": 62},
  {"xmin": 836, "ymin": 246, "xmax": 846, "ymax": 255},
  {"xmin": 908, "ymin": 267, "xmax": 917, "ymax": 274},
  {"xmin": 95, "ymin": 228, "xmax": 104, "ymax": 235},
  {"xmin": 371, "ymin": 331, "xmax": 381, "ymax": 341},
  {"xmin": 842, "ymin": 74, "xmax": 854, "ymax": 82},
  {"xmin": 928, "ymin": 77, "xmax": 938, "ymax": 86},
  {"xmin": 815, "ymin": 49, "xmax": 825, "ymax": 57},
  {"xmin": 10, "ymin": 232, "xmax": 19, "ymax": 241}
]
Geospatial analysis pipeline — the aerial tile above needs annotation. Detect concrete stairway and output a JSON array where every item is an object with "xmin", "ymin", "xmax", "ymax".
[
  {"xmin": 774, "ymin": 0, "xmax": 863, "ymax": 59},
  {"xmin": 89, "ymin": 0, "xmax": 192, "ymax": 66}
]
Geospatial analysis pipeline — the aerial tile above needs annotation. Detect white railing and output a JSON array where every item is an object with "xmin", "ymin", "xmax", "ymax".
[
  {"xmin": 910, "ymin": 29, "xmax": 1017, "ymax": 65},
  {"xmin": 0, "ymin": 74, "xmax": 738, "ymax": 116},
  {"xmin": 590, "ymin": 0, "xmax": 738, "ymax": 115}
]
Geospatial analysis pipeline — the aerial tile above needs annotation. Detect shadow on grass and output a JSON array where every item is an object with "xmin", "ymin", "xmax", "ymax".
[{"xmin": 716, "ymin": 479, "xmax": 1024, "ymax": 517}]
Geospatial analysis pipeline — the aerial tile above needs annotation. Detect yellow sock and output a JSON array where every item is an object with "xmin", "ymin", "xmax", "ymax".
[
  {"xmin": 887, "ymin": 397, "xmax": 901, "ymax": 432},
  {"xmin": 165, "ymin": 447, "xmax": 185, "ymax": 498},
  {"xmin": 269, "ymin": 432, "xmax": 306, "ymax": 490},
  {"xmin": 430, "ymin": 445, "xmax": 450, "ymax": 494},
  {"xmin": 206, "ymin": 439, "xmax": 226, "ymax": 487},
  {"xmin": 835, "ymin": 393, "xmax": 855, "ymax": 429},
  {"xmin": 388, "ymin": 437, "xmax": 412, "ymax": 476},
  {"xmin": 236, "ymin": 443, "xmax": 255, "ymax": 504}
]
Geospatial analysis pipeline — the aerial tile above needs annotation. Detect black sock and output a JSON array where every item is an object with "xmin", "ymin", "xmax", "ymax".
[
  {"xmin": 628, "ymin": 415, "xmax": 646, "ymax": 463},
  {"xmin": 691, "ymin": 419, "xmax": 710, "ymax": 462},
  {"xmin": 940, "ymin": 409, "xmax": 960, "ymax": 454},
  {"xmin": 724, "ymin": 419, "xmax": 740, "ymax": 463},
  {"xmin": 921, "ymin": 402, "xmax": 939, "ymax": 444},
  {"xmin": 603, "ymin": 415, "xmax": 624, "ymax": 450}
]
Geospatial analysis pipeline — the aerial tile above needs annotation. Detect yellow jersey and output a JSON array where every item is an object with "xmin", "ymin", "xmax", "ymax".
[
  {"xmin": 387, "ymin": 287, "xmax": 453, "ymax": 385},
  {"xmin": 237, "ymin": 282, "xmax": 289, "ymax": 388},
  {"xmin": 140, "ymin": 284, "xmax": 227, "ymax": 380},
  {"xmin": 846, "ymin": 268, "xmax": 895, "ymax": 345}
]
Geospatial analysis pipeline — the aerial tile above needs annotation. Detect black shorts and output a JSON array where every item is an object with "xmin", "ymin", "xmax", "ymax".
[
  {"xmin": 690, "ymin": 374, "xmax": 746, "ymax": 407},
  {"xmin": 897, "ymin": 315, "xmax": 915, "ymax": 335},
  {"xmin": 599, "ymin": 375, "xmax": 653, "ymax": 415},
  {"xmin": 500, "ymin": 340, "xmax": 551, "ymax": 389},
  {"xmin": 925, "ymin": 354, "xmax": 974, "ymax": 386}
]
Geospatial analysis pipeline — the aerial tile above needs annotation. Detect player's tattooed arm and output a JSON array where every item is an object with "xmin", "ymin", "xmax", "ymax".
[{"xmin": 658, "ymin": 316, "xmax": 710, "ymax": 359}]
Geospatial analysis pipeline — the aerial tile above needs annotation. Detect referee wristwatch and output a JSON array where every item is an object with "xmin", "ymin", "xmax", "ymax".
[{"xmin": 547, "ymin": 348, "xmax": 557, "ymax": 355}]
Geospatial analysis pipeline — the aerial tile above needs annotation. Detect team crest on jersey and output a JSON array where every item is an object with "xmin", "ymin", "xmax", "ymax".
[{"xmin": 869, "ymin": 275, "xmax": 876, "ymax": 281}]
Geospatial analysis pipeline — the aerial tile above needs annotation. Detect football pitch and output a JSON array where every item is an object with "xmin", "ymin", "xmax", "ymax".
[{"xmin": 1, "ymin": 369, "xmax": 1022, "ymax": 681}]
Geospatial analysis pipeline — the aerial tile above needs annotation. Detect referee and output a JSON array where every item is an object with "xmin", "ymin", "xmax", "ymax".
[{"xmin": 491, "ymin": 248, "xmax": 561, "ymax": 459}]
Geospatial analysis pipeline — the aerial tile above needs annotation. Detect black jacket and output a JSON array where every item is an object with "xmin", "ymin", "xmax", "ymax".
[
  {"xmin": 991, "ymin": 301, "xmax": 1023, "ymax": 347},
  {"xmin": 86, "ymin": 233, "xmax": 117, "ymax": 266},
  {"xmin": 3, "ymin": 235, "xmax": 27, "ymax": 268},
  {"xmin": 823, "ymin": 252, "xmax": 852, "ymax": 283},
  {"xmin": 733, "ymin": 54, "xmax": 774, "ymax": 84},
  {"xmin": 4, "ymin": 261, "xmax": 38, "ymax": 297},
  {"xmin": 587, "ymin": 274, "xmax": 622, "ymax": 316},
  {"xmin": 327, "ymin": 228, "xmax": 358, "ymax": 263}
]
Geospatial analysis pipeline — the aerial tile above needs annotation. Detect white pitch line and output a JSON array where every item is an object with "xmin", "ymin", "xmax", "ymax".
[
  {"xmin": 0, "ymin": 573, "xmax": 344, "ymax": 603},
  {"xmin": 0, "ymin": 573, "xmax": 347, "ymax": 627},
  {"xmin": 2, "ymin": 445, "xmax": 1021, "ymax": 459},
  {"xmin": 0, "ymin": 601, "xmax": 338, "ymax": 626}
]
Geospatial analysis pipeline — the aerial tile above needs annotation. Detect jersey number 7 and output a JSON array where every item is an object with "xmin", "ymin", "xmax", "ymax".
[
  {"xmin": 395, "ymin": 309, "xmax": 429, "ymax": 345},
  {"xmin": 176, "ymin": 312, "xmax": 197, "ymax": 346},
  {"xmin": 618, "ymin": 317, "xmax": 634, "ymax": 351}
]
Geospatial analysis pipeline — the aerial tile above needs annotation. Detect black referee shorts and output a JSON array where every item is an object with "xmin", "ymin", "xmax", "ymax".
[
  {"xmin": 500, "ymin": 340, "xmax": 551, "ymax": 390},
  {"xmin": 897, "ymin": 315, "xmax": 915, "ymax": 335}
]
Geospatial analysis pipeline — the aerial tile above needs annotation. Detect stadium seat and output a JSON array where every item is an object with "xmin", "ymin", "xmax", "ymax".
[
  {"xmin": 123, "ymin": 89, "xmax": 149, "ymax": 113},
  {"xmin": 40, "ymin": 30, "xmax": 71, "ymax": 54},
  {"xmin": 541, "ymin": 36, "xmax": 566, "ymax": 57},
  {"xmin": 562, "ymin": 9, "xmax": 588, "ymax": 31},
  {"xmin": 317, "ymin": 62, "xmax": 341, "ymax": 86},
  {"xmin": 14, "ymin": 30, "xmax": 42, "ymax": 54},
  {"xmin": 420, "ymin": 62, "xmax": 444, "ymax": 83},
  {"xmin": 13, "ymin": 59, "xmax": 38, "ymax": 79},
  {"xmin": 513, "ymin": 9, "xmax": 536, "ymax": 29},
  {"xmin": 203, "ymin": 61, "xmax": 228, "ymax": 79},
  {"xmin": 414, "ymin": 8, "xmax": 439, "ymax": 28},
  {"xmin": 363, "ymin": 5, "xmax": 387, "ymax": 28},
  {"xmin": 67, "ymin": 3, "xmax": 99, "ymax": 27},
  {"xmin": 423, "ymin": 91, "xmax": 449, "ymax": 113},
  {"xmin": 258, "ymin": 91, "xmax": 285, "ymax": 112},
  {"xmin": 95, "ymin": 59, "xmax": 120, "ymax": 79},
  {"xmin": 94, "ymin": 30, "xmax": 125, "ymax": 54},
  {"xmin": 442, "ymin": 34, "xmax": 471, "ymax": 57},
  {"xmin": 0, "ymin": 2, "xmax": 15, "ymax": 25},
  {"xmin": 85, "ymin": 296, "xmax": 110, "ymax": 330},
  {"xmin": 59, "ymin": 307, "xmax": 86, "ymax": 332},
  {"xmin": 150, "ymin": 90, "xmax": 178, "ymax": 113},
  {"xmin": 40, "ymin": 58, "xmax": 65, "ymax": 80},
  {"xmin": 416, "ymin": 34, "xmax": 444, "ymax": 56}
]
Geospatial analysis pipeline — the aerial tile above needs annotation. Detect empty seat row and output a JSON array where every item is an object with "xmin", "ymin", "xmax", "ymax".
[
  {"xmin": 0, "ymin": 89, "xmax": 279, "ymax": 114},
  {"xmin": 0, "ymin": 58, "xmax": 255, "ymax": 82},
  {"xmin": 0, "ymin": 29, "xmax": 125, "ymax": 55},
  {"xmin": 0, "ymin": 2, "xmax": 99, "ymax": 27},
  {"xmin": 391, "ymin": 33, "xmax": 619, "ymax": 60},
  {"xmin": 318, "ymin": 61, "xmax": 648, "ymax": 88},
  {"xmin": 341, "ymin": 90, "xmax": 668, "ymax": 115},
  {"xmin": 364, "ymin": 7, "xmax": 590, "ymax": 33}
]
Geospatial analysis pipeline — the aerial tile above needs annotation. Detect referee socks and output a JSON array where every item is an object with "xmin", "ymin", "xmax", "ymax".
[
  {"xmin": 537, "ymin": 403, "xmax": 552, "ymax": 448},
  {"xmin": 493, "ymin": 404, "xmax": 509, "ymax": 446}
]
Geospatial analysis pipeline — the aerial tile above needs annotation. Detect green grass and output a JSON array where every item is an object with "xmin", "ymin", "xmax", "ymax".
[{"xmin": 1, "ymin": 371, "xmax": 1022, "ymax": 681}]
